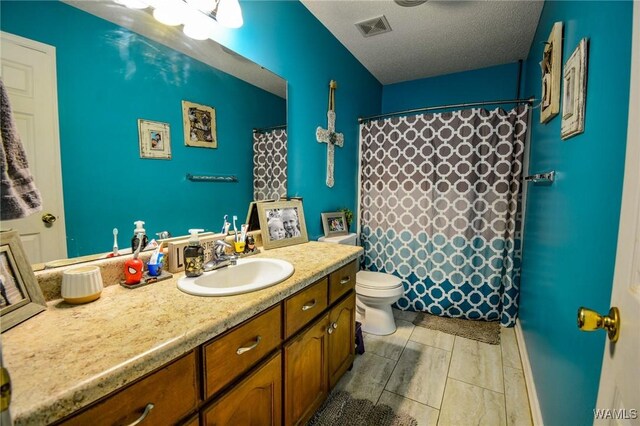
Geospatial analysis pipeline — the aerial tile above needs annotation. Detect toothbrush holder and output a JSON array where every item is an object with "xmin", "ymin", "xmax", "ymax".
[{"xmin": 61, "ymin": 266, "xmax": 103, "ymax": 304}]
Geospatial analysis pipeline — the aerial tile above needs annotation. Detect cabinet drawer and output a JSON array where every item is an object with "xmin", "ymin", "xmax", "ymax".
[
  {"xmin": 203, "ymin": 352, "xmax": 282, "ymax": 426},
  {"xmin": 203, "ymin": 304, "xmax": 282, "ymax": 398},
  {"xmin": 284, "ymin": 277, "xmax": 328, "ymax": 339},
  {"xmin": 61, "ymin": 351, "xmax": 198, "ymax": 426},
  {"xmin": 328, "ymin": 260, "xmax": 357, "ymax": 304}
]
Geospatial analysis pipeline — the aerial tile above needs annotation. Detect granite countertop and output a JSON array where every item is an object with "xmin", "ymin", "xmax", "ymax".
[{"xmin": 2, "ymin": 241, "xmax": 363, "ymax": 425}]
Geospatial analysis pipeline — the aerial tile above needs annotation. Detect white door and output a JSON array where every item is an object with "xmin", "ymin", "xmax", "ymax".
[
  {"xmin": 594, "ymin": 5, "xmax": 640, "ymax": 425},
  {"xmin": 0, "ymin": 32, "xmax": 66, "ymax": 263}
]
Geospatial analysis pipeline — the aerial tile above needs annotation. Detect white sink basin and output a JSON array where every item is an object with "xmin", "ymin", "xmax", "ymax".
[{"xmin": 177, "ymin": 258, "xmax": 294, "ymax": 296}]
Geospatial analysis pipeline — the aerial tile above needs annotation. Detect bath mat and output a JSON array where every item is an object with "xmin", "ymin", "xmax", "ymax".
[
  {"xmin": 412, "ymin": 312, "xmax": 501, "ymax": 345},
  {"xmin": 308, "ymin": 391, "xmax": 417, "ymax": 426}
]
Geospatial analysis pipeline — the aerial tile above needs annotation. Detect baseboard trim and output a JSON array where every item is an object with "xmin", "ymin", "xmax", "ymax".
[{"xmin": 515, "ymin": 319, "xmax": 544, "ymax": 426}]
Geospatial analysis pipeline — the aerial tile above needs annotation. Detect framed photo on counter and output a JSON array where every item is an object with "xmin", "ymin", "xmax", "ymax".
[{"xmin": 1, "ymin": 230, "xmax": 46, "ymax": 332}]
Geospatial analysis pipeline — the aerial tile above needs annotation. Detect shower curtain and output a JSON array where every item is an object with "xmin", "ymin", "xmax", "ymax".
[
  {"xmin": 359, "ymin": 106, "xmax": 529, "ymax": 326},
  {"xmin": 253, "ymin": 128, "xmax": 287, "ymax": 201}
]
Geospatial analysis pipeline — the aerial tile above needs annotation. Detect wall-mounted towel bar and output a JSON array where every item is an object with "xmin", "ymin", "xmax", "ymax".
[
  {"xmin": 524, "ymin": 171, "xmax": 555, "ymax": 185},
  {"xmin": 186, "ymin": 174, "xmax": 238, "ymax": 183}
]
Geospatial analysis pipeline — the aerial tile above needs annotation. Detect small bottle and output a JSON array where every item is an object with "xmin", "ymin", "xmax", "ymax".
[
  {"xmin": 131, "ymin": 221, "xmax": 148, "ymax": 252},
  {"xmin": 184, "ymin": 229, "xmax": 205, "ymax": 277}
]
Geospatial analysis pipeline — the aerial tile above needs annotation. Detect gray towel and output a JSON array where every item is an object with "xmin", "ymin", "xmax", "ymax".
[{"xmin": 0, "ymin": 78, "xmax": 42, "ymax": 220}]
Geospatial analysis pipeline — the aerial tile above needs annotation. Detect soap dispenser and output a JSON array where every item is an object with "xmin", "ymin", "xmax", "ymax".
[
  {"xmin": 184, "ymin": 229, "xmax": 205, "ymax": 277},
  {"xmin": 131, "ymin": 220, "xmax": 148, "ymax": 252}
]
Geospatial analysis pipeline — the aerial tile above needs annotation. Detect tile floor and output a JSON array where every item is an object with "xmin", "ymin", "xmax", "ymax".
[{"xmin": 333, "ymin": 309, "xmax": 533, "ymax": 426}]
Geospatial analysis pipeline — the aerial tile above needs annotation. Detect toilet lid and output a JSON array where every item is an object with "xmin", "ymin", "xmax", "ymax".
[{"xmin": 356, "ymin": 271, "xmax": 403, "ymax": 290}]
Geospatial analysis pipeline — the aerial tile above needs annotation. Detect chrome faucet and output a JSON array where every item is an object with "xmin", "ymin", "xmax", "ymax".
[{"xmin": 203, "ymin": 240, "xmax": 237, "ymax": 272}]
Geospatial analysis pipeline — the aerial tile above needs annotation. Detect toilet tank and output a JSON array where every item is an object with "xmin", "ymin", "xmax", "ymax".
[{"xmin": 318, "ymin": 232, "xmax": 357, "ymax": 245}]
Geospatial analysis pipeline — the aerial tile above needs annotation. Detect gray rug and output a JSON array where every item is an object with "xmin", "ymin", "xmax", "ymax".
[
  {"xmin": 308, "ymin": 391, "xmax": 418, "ymax": 426},
  {"xmin": 412, "ymin": 312, "xmax": 501, "ymax": 345}
]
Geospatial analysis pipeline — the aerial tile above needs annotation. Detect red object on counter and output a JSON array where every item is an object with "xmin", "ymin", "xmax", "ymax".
[{"xmin": 124, "ymin": 258, "xmax": 144, "ymax": 285}]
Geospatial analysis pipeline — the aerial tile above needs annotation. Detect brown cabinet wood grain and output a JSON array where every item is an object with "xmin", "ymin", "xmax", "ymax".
[
  {"xmin": 202, "ymin": 352, "xmax": 282, "ymax": 426},
  {"xmin": 328, "ymin": 292, "xmax": 356, "ymax": 389},
  {"xmin": 60, "ymin": 351, "xmax": 198, "ymax": 426},
  {"xmin": 203, "ymin": 304, "xmax": 282, "ymax": 398},
  {"xmin": 328, "ymin": 260, "xmax": 357, "ymax": 304},
  {"xmin": 284, "ymin": 277, "xmax": 328, "ymax": 339},
  {"xmin": 284, "ymin": 313, "xmax": 330, "ymax": 426}
]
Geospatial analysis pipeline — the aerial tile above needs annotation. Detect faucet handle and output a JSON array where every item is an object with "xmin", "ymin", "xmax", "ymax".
[{"xmin": 214, "ymin": 239, "xmax": 231, "ymax": 257}]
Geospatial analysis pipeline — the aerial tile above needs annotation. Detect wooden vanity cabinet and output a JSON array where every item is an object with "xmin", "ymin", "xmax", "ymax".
[
  {"xmin": 202, "ymin": 304, "xmax": 282, "ymax": 398},
  {"xmin": 284, "ymin": 313, "xmax": 331, "ymax": 426},
  {"xmin": 57, "ymin": 260, "xmax": 358, "ymax": 426},
  {"xmin": 59, "ymin": 350, "xmax": 198, "ymax": 426},
  {"xmin": 328, "ymin": 260, "xmax": 357, "ymax": 303},
  {"xmin": 328, "ymin": 292, "xmax": 356, "ymax": 389},
  {"xmin": 202, "ymin": 352, "xmax": 282, "ymax": 426}
]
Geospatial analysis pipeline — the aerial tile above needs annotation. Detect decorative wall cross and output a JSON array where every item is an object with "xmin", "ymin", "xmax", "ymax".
[{"xmin": 316, "ymin": 80, "xmax": 344, "ymax": 188}]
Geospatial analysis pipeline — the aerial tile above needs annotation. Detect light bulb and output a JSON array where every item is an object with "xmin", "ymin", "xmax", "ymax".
[
  {"xmin": 183, "ymin": 12, "xmax": 212, "ymax": 40},
  {"xmin": 215, "ymin": 0, "xmax": 243, "ymax": 28}
]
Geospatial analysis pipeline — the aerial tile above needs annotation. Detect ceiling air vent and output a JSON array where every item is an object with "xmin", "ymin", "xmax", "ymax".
[{"xmin": 355, "ymin": 15, "xmax": 392, "ymax": 38}]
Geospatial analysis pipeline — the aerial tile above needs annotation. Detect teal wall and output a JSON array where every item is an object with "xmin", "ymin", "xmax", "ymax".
[
  {"xmin": 215, "ymin": 0, "xmax": 382, "ymax": 239},
  {"xmin": 519, "ymin": 2, "xmax": 633, "ymax": 425},
  {"xmin": 1, "ymin": 0, "xmax": 382, "ymax": 255},
  {"xmin": 1, "ymin": 1, "xmax": 286, "ymax": 256},
  {"xmin": 382, "ymin": 62, "xmax": 520, "ymax": 113}
]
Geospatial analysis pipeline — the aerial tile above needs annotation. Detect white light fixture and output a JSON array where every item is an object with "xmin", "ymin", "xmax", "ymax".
[
  {"xmin": 215, "ymin": 0, "xmax": 243, "ymax": 29},
  {"xmin": 183, "ymin": 10, "xmax": 212, "ymax": 40},
  {"xmin": 152, "ymin": 0, "xmax": 188, "ymax": 26}
]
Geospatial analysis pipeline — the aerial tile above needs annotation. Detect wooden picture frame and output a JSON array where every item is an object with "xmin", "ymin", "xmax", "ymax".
[
  {"xmin": 321, "ymin": 211, "xmax": 348, "ymax": 237},
  {"xmin": 540, "ymin": 22, "xmax": 563, "ymax": 124},
  {"xmin": 1, "ymin": 231, "xmax": 46, "ymax": 332},
  {"xmin": 138, "ymin": 119, "xmax": 171, "ymax": 159},
  {"xmin": 561, "ymin": 38, "xmax": 589, "ymax": 140},
  {"xmin": 257, "ymin": 200, "xmax": 308, "ymax": 250},
  {"xmin": 182, "ymin": 100, "xmax": 217, "ymax": 149}
]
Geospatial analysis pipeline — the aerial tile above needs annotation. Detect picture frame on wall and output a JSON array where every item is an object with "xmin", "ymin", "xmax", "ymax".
[
  {"xmin": 182, "ymin": 100, "xmax": 217, "ymax": 149},
  {"xmin": 1, "ymin": 231, "xmax": 47, "ymax": 332},
  {"xmin": 138, "ymin": 119, "xmax": 171, "ymax": 160},
  {"xmin": 321, "ymin": 211, "xmax": 348, "ymax": 238},
  {"xmin": 257, "ymin": 200, "xmax": 309, "ymax": 250},
  {"xmin": 540, "ymin": 22, "xmax": 563, "ymax": 124},
  {"xmin": 561, "ymin": 38, "xmax": 589, "ymax": 140}
]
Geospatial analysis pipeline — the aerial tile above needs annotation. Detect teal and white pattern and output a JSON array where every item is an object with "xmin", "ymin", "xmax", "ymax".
[{"xmin": 359, "ymin": 106, "xmax": 529, "ymax": 326}]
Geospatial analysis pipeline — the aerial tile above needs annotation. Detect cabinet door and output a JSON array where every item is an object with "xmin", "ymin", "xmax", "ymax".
[
  {"xmin": 284, "ymin": 313, "xmax": 330, "ymax": 426},
  {"xmin": 203, "ymin": 352, "xmax": 282, "ymax": 426},
  {"xmin": 328, "ymin": 292, "xmax": 356, "ymax": 389}
]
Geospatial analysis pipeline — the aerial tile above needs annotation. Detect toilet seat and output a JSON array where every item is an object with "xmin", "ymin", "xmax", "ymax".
[{"xmin": 356, "ymin": 271, "xmax": 403, "ymax": 290}]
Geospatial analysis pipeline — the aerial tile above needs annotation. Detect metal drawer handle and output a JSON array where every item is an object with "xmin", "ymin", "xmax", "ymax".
[
  {"xmin": 237, "ymin": 336, "xmax": 262, "ymax": 355},
  {"xmin": 302, "ymin": 299, "xmax": 317, "ymax": 311},
  {"xmin": 339, "ymin": 276, "xmax": 351, "ymax": 285},
  {"xmin": 127, "ymin": 403, "xmax": 154, "ymax": 426}
]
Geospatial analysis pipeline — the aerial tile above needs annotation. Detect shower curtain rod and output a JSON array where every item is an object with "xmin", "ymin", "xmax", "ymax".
[
  {"xmin": 253, "ymin": 124, "xmax": 287, "ymax": 133},
  {"xmin": 358, "ymin": 97, "xmax": 536, "ymax": 123}
]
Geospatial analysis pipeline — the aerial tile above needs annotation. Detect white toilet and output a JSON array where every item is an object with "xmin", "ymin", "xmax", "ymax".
[{"xmin": 318, "ymin": 233, "xmax": 404, "ymax": 335}]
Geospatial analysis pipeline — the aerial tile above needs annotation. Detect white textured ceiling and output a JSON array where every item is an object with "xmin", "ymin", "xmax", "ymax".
[{"xmin": 301, "ymin": 0, "xmax": 544, "ymax": 85}]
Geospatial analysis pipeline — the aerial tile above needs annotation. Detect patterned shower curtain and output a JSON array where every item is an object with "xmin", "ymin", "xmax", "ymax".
[
  {"xmin": 253, "ymin": 128, "xmax": 287, "ymax": 201},
  {"xmin": 359, "ymin": 106, "xmax": 529, "ymax": 326}
]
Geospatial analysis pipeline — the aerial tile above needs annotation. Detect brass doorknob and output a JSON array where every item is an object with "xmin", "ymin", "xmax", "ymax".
[
  {"xmin": 577, "ymin": 307, "xmax": 620, "ymax": 342},
  {"xmin": 42, "ymin": 213, "xmax": 57, "ymax": 224}
]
